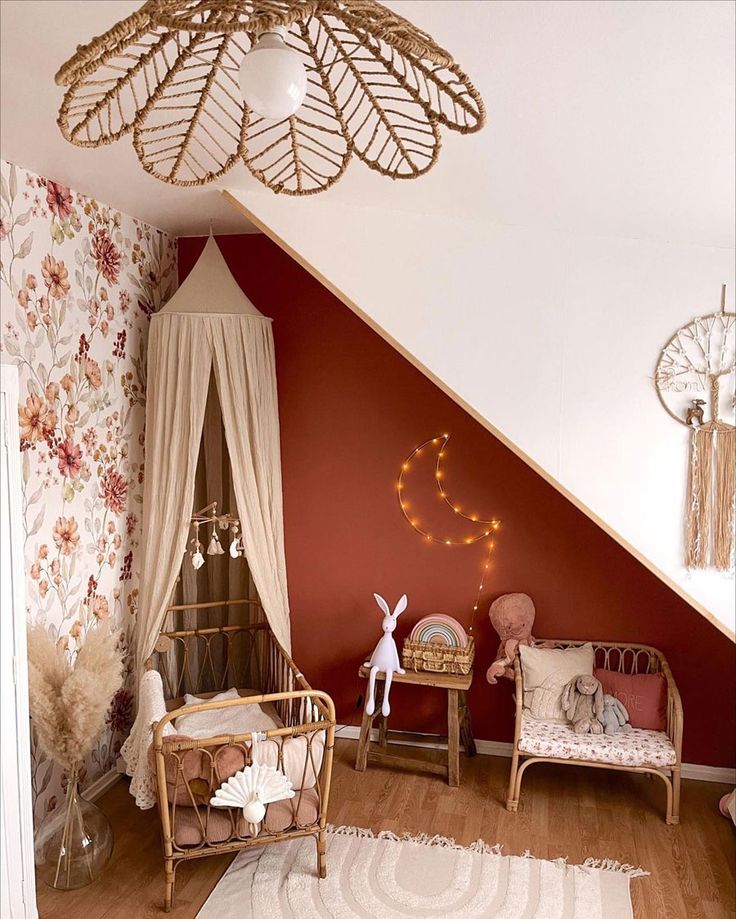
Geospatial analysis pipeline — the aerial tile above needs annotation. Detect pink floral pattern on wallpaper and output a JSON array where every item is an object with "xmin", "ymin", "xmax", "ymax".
[{"xmin": 0, "ymin": 160, "xmax": 177, "ymax": 823}]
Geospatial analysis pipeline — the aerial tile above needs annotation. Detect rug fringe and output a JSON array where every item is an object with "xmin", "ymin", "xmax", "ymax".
[
  {"xmin": 581, "ymin": 857, "xmax": 650, "ymax": 878},
  {"xmin": 326, "ymin": 824, "xmax": 502, "ymax": 855},
  {"xmin": 327, "ymin": 825, "xmax": 648, "ymax": 876}
]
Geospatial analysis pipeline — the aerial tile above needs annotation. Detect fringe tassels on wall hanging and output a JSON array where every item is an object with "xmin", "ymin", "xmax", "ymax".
[
  {"xmin": 656, "ymin": 285, "xmax": 735, "ymax": 571},
  {"xmin": 685, "ymin": 422, "xmax": 736, "ymax": 569}
]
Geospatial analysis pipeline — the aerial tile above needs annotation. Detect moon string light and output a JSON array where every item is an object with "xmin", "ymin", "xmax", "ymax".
[{"xmin": 396, "ymin": 434, "xmax": 501, "ymax": 629}]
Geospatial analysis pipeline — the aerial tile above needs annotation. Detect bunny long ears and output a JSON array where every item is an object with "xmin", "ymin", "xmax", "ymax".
[
  {"xmin": 373, "ymin": 593, "xmax": 408, "ymax": 618},
  {"xmin": 374, "ymin": 594, "xmax": 391, "ymax": 615},
  {"xmin": 561, "ymin": 677, "xmax": 576, "ymax": 712}
]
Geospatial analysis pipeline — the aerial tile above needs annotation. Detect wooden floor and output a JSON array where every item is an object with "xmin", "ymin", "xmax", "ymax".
[{"xmin": 37, "ymin": 739, "xmax": 736, "ymax": 918}]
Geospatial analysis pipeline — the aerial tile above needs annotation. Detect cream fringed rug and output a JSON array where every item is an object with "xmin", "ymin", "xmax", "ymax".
[{"xmin": 198, "ymin": 826, "xmax": 647, "ymax": 918}]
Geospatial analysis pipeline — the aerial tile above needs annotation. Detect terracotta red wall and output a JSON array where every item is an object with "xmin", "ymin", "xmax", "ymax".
[{"xmin": 179, "ymin": 235, "xmax": 734, "ymax": 768}]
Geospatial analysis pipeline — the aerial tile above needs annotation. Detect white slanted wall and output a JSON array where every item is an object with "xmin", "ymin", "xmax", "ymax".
[
  {"xmin": 224, "ymin": 189, "xmax": 735, "ymax": 637},
  {"xmin": 225, "ymin": 0, "xmax": 734, "ymax": 636}
]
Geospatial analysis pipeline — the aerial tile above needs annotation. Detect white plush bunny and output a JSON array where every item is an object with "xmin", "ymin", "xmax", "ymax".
[{"xmin": 364, "ymin": 593, "xmax": 407, "ymax": 718}]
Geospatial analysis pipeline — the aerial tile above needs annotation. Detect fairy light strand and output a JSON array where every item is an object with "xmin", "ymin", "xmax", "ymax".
[{"xmin": 397, "ymin": 434, "xmax": 501, "ymax": 633}]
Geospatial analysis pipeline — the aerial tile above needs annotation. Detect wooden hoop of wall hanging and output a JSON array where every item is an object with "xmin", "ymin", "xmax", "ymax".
[
  {"xmin": 54, "ymin": 0, "xmax": 486, "ymax": 194},
  {"xmin": 654, "ymin": 305, "xmax": 735, "ymax": 427}
]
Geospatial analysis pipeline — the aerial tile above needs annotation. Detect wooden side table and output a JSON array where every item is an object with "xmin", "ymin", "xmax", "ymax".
[{"xmin": 354, "ymin": 666, "xmax": 476, "ymax": 786}]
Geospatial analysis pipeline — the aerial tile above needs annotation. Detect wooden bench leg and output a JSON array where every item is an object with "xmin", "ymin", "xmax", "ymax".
[
  {"xmin": 670, "ymin": 767, "xmax": 681, "ymax": 826},
  {"xmin": 506, "ymin": 750, "xmax": 520, "ymax": 811},
  {"xmin": 459, "ymin": 690, "xmax": 476, "ymax": 757},
  {"xmin": 356, "ymin": 683, "xmax": 385, "ymax": 771},
  {"xmin": 447, "ymin": 689, "xmax": 460, "ymax": 786},
  {"xmin": 355, "ymin": 703, "xmax": 374, "ymax": 772},
  {"xmin": 378, "ymin": 713, "xmax": 388, "ymax": 749}
]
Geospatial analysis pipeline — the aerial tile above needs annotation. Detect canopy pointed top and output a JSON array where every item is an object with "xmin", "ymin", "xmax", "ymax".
[{"xmin": 159, "ymin": 235, "xmax": 267, "ymax": 318}]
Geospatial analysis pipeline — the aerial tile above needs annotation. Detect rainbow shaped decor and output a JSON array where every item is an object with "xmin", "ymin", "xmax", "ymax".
[{"xmin": 409, "ymin": 614, "xmax": 468, "ymax": 649}]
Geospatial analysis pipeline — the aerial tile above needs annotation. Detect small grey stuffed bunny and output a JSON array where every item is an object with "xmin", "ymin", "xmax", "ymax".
[{"xmin": 600, "ymin": 694, "xmax": 632, "ymax": 735}]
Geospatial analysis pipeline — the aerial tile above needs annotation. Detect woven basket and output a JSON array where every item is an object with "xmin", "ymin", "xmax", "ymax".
[{"xmin": 402, "ymin": 636, "xmax": 475, "ymax": 676}]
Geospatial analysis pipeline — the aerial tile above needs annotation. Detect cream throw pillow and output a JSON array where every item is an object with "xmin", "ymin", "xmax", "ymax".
[{"xmin": 519, "ymin": 643, "xmax": 595, "ymax": 722}]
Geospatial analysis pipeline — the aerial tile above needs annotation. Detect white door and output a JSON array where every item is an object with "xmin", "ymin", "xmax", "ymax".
[{"xmin": 0, "ymin": 363, "xmax": 38, "ymax": 919}]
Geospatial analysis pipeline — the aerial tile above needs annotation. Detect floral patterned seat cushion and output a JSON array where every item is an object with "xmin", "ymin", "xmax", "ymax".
[{"xmin": 518, "ymin": 714, "xmax": 676, "ymax": 768}]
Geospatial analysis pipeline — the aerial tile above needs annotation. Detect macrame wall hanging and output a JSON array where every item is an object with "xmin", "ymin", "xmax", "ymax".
[
  {"xmin": 655, "ymin": 286, "xmax": 736, "ymax": 570},
  {"xmin": 53, "ymin": 0, "xmax": 485, "ymax": 194}
]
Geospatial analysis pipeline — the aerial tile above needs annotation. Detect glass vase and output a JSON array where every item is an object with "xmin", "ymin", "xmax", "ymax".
[{"xmin": 34, "ymin": 766, "xmax": 113, "ymax": 890}]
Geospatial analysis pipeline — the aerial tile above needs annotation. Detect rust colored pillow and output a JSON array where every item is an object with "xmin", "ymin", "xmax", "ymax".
[
  {"xmin": 594, "ymin": 668, "xmax": 667, "ymax": 731},
  {"xmin": 147, "ymin": 735, "xmax": 250, "ymax": 807}
]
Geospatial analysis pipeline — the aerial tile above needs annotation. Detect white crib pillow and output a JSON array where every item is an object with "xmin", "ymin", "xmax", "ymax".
[
  {"xmin": 175, "ymin": 688, "xmax": 278, "ymax": 739},
  {"xmin": 183, "ymin": 687, "xmax": 240, "ymax": 707}
]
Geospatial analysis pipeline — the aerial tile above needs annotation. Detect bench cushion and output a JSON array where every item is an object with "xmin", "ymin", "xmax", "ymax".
[{"xmin": 518, "ymin": 714, "xmax": 676, "ymax": 768}]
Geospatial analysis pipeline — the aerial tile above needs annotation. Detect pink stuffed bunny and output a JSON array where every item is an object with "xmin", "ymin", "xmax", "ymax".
[{"xmin": 486, "ymin": 593, "xmax": 538, "ymax": 684}]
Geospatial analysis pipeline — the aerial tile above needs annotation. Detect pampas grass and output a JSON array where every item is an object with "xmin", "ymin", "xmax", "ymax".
[
  {"xmin": 27, "ymin": 625, "xmax": 124, "ymax": 771},
  {"xmin": 28, "ymin": 625, "xmax": 124, "ymax": 889}
]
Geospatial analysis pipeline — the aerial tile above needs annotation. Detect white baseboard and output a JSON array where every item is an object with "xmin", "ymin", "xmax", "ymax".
[
  {"xmin": 336, "ymin": 725, "xmax": 736, "ymax": 785},
  {"xmin": 83, "ymin": 768, "xmax": 121, "ymax": 802},
  {"xmin": 680, "ymin": 762, "xmax": 736, "ymax": 783}
]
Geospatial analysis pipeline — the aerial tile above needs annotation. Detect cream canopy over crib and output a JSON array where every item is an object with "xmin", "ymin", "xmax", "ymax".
[{"xmin": 121, "ymin": 236, "xmax": 291, "ymax": 803}]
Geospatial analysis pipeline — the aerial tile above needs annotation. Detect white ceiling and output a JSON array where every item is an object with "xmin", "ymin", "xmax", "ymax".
[{"xmin": 1, "ymin": 0, "xmax": 734, "ymax": 245}]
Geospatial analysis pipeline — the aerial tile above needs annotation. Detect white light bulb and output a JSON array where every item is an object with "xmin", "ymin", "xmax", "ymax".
[{"xmin": 239, "ymin": 27, "xmax": 307, "ymax": 121}]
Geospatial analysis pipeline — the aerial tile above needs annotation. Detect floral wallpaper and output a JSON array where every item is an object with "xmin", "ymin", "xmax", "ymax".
[{"xmin": 0, "ymin": 160, "xmax": 177, "ymax": 824}]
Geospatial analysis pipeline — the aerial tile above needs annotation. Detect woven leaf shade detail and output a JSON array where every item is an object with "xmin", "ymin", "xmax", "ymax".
[
  {"xmin": 149, "ymin": 0, "xmax": 321, "ymax": 35},
  {"xmin": 55, "ymin": 0, "xmax": 486, "ymax": 194}
]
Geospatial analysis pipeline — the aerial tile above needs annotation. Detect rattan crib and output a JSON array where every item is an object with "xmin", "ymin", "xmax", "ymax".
[{"xmin": 146, "ymin": 599, "xmax": 335, "ymax": 911}]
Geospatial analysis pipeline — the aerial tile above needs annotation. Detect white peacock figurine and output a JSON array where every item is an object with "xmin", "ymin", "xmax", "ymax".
[{"xmin": 210, "ymin": 759, "xmax": 295, "ymax": 835}]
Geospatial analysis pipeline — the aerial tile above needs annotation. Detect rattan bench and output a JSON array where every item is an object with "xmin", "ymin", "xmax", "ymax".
[{"xmin": 506, "ymin": 639, "xmax": 683, "ymax": 825}]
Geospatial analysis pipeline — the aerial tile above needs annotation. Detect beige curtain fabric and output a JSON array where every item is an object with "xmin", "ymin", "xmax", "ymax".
[
  {"xmin": 210, "ymin": 315, "xmax": 291, "ymax": 651},
  {"xmin": 134, "ymin": 313, "xmax": 212, "ymax": 674},
  {"xmin": 122, "ymin": 297, "xmax": 291, "ymax": 807},
  {"xmin": 121, "ymin": 314, "xmax": 211, "ymax": 807},
  {"xmin": 136, "ymin": 313, "xmax": 291, "ymax": 672}
]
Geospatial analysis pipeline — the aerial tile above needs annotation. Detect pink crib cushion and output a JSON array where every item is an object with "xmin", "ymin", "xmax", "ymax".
[{"xmin": 171, "ymin": 786, "xmax": 320, "ymax": 847}]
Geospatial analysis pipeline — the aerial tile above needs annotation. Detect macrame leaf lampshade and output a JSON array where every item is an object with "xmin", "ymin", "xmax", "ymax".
[{"xmin": 54, "ymin": 0, "xmax": 486, "ymax": 194}]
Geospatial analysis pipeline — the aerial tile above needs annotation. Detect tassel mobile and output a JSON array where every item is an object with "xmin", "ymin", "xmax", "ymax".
[{"xmin": 189, "ymin": 503, "xmax": 245, "ymax": 569}]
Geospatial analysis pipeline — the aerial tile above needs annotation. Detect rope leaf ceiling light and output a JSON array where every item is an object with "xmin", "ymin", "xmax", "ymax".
[{"xmin": 54, "ymin": 0, "xmax": 486, "ymax": 194}]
